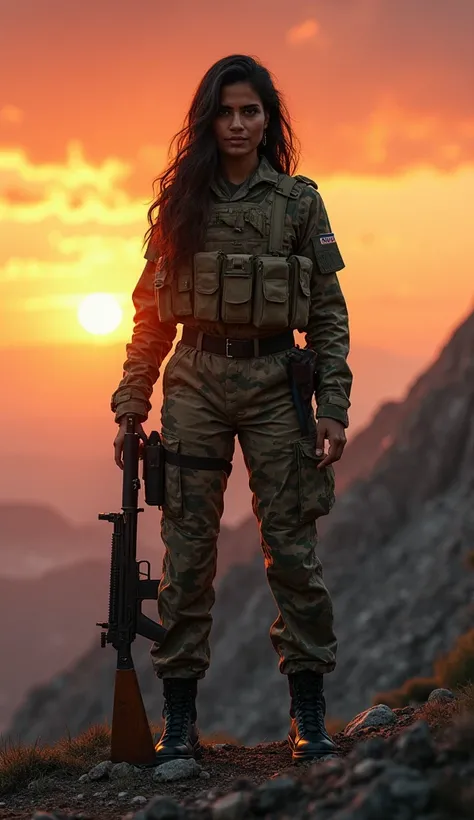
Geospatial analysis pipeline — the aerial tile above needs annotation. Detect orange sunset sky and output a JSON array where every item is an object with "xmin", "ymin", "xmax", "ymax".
[{"xmin": 1, "ymin": 0, "xmax": 473, "ymax": 528}]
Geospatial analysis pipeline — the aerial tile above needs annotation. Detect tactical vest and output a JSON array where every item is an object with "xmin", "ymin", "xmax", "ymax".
[{"xmin": 153, "ymin": 174, "xmax": 314, "ymax": 331}]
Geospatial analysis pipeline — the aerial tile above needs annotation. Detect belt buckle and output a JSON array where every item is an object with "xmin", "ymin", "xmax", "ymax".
[{"xmin": 225, "ymin": 338, "xmax": 233, "ymax": 358}]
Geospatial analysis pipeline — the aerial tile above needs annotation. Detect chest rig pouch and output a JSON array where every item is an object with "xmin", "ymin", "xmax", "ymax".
[{"xmin": 154, "ymin": 175, "xmax": 313, "ymax": 330}]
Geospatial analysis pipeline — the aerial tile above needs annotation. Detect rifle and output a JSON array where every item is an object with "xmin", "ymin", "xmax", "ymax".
[{"xmin": 96, "ymin": 413, "xmax": 166, "ymax": 764}]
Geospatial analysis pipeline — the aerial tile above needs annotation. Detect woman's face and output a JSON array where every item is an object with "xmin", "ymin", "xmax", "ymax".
[{"xmin": 213, "ymin": 82, "xmax": 268, "ymax": 159}]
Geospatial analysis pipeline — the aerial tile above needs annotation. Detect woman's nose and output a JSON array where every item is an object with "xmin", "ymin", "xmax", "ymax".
[{"xmin": 230, "ymin": 113, "xmax": 244, "ymax": 131}]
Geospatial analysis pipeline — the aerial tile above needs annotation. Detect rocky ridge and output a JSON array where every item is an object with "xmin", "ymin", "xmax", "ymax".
[{"xmin": 2, "ymin": 690, "xmax": 474, "ymax": 820}]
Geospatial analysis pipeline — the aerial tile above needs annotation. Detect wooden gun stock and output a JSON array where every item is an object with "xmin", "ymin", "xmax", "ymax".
[{"xmin": 111, "ymin": 668, "xmax": 156, "ymax": 764}]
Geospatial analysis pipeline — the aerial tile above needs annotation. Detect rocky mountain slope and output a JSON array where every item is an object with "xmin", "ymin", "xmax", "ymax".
[
  {"xmin": 7, "ymin": 309, "xmax": 474, "ymax": 747},
  {"xmin": 3, "ymin": 692, "xmax": 474, "ymax": 820}
]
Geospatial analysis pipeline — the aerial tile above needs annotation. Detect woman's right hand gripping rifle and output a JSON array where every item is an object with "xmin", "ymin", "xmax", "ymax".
[{"xmin": 113, "ymin": 414, "xmax": 148, "ymax": 470}]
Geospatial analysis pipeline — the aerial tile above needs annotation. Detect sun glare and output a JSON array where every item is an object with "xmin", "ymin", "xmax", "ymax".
[{"xmin": 77, "ymin": 292, "xmax": 123, "ymax": 335}]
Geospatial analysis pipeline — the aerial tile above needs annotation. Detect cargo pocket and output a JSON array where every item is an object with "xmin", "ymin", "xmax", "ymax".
[
  {"xmin": 171, "ymin": 269, "xmax": 193, "ymax": 317},
  {"xmin": 154, "ymin": 267, "xmax": 174, "ymax": 323},
  {"xmin": 193, "ymin": 251, "xmax": 222, "ymax": 321},
  {"xmin": 289, "ymin": 255, "xmax": 312, "ymax": 329},
  {"xmin": 295, "ymin": 435, "xmax": 335, "ymax": 521},
  {"xmin": 221, "ymin": 254, "xmax": 253, "ymax": 323},
  {"xmin": 161, "ymin": 431, "xmax": 183, "ymax": 520},
  {"xmin": 252, "ymin": 256, "xmax": 290, "ymax": 328}
]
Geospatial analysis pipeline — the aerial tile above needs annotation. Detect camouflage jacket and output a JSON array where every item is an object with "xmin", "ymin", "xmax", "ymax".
[{"xmin": 111, "ymin": 157, "xmax": 352, "ymax": 426}]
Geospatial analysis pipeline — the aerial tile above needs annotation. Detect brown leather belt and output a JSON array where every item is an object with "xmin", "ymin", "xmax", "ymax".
[{"xmin": 181, "ymin": 326, "xmax": 295, "ymax": 358}]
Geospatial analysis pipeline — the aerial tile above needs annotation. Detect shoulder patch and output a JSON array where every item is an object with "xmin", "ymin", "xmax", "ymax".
[
  {"xmin": 311, "ymin": 234, "xmax": 345, "ymax": 274},
  {"xmin": 294, "ymin": 174, "xmax": 318, "ymax": 190}
]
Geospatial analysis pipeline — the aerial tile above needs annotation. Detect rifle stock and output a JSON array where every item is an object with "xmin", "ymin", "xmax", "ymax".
[{"xmin": 97, "ymin": 414, "xmax": 167, "ymax": 765}]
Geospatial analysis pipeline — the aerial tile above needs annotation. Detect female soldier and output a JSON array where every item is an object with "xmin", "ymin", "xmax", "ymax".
[{"xmin": 111, "ymin": 54, "xmax": 352, "ymax": 763}]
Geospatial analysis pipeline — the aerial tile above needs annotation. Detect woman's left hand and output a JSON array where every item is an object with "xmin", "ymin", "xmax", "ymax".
[{"xmin": 315, "ymin": 418, "xmax": 347, "ymax": 469}]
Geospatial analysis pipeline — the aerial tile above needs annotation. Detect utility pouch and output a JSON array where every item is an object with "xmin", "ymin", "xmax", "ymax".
[
  {"xmin": 252, "ymin": 255, "xmax": 290, "ymax": 328},
  {"xmin": 171, "ymin": 268, "xmax": 193, "ymax": 317},
  {"xmin": 143, "ymin": 431, "xmax": 165, "ymax": 507},
  {"xmin": 221, "ymin": 254, "xmax": 253, "ymax": 323},
  {"xmin": 288, "ymin": 255, "xmax": 312, "ymax": 329},
  {"xmin": 154, "ymin": 268, "xmax": 174, "ymax": 323},
  {"xmin": 193, "ymin": 251, "xmax": 223, "ymax": 321}
]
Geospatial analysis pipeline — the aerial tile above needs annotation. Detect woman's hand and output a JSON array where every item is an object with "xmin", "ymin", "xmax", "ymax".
[
  {"xmin": 113, "ymin": 415, "xmax": 147, "ymax": 470},
  {"xmin": 316, "ymin": 418, "xmax": 347, "ymax": 469}
]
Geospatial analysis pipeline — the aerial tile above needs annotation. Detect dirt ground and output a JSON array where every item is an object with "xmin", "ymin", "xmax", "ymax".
[{"xmin": 0, "ymin": 704, "xmax": 449, "ymax": 820}]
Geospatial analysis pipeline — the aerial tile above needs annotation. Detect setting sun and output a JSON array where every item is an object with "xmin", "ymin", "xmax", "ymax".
[{"xmin": 77, "ymin": 293, "xmax": 123, "ymax": 336}]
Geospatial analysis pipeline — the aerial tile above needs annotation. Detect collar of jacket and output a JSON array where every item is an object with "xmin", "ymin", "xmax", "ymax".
[{"xmin": 210, "ymin": 155, "xmax": 280, "ymax": 201}]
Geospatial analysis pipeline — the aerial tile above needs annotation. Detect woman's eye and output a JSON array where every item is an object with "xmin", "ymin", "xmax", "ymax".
[{"xmin": 244, "ymin": 108, "xmax": 258, "ymax": 116}]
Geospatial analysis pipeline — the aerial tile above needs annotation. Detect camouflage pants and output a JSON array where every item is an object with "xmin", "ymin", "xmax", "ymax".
[{"xmin": 150, "ymin": 341, "xmax": 338, "ymax": 679}]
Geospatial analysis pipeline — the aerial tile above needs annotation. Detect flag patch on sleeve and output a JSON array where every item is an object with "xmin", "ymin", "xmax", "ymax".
[{"xmin": 319, "ymin": 233, "xmax": 336, "ymax": 245}]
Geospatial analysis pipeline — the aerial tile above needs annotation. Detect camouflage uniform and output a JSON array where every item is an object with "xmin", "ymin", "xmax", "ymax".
[{"xmin": 111, "ymin": 156, "xmax": 352, "ymax": 681}]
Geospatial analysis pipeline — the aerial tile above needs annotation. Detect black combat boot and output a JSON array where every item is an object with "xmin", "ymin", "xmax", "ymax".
[
  {"xmin": 154, "ymin": 678, "xmax": 202, "ymax": 762},
  {"xmin": 288, "ymin": 670, "xmax": 339, "ymax": 762}
]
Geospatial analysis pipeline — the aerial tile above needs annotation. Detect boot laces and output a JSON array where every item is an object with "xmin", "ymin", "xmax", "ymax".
[
  {"xmin": 163, "ymin": 688, "xmax": 195, "ymax": 742},
  {"xmin": 294, "ymin": 679, "xmax": 325, "ymax": 735}
]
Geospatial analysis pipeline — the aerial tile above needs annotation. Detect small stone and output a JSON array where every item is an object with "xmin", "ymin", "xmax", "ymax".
[
  {"xmin": 200, "ymin": 770, "xmax": 211, "ymax": 779},
  {"xmin": 74, "ymin": 793, "xmax": 85, "ymax": 800},
  {"xmin": 28, "ymin": 777, "xmax": 56, "ymax": 792},
  {"xmin": 88, "ymin": 760, "xmax": 113, "ymax": 780},
  {"xmin": 351, "ymin": 758, "xmax": 387, "ymax": 781},
  {"xmin": 393, "ymin": 720, "xmax": 436, "ymax": 768},
  {"xmin": 252, "ymin": 776, "xmax": 300, "ymax": 814},
  {"xmin": 427, "ymin": 687, "xmax": 456, "ymax": 703},
  {"xmin": 0, "ymin": 802, "xmax": 5, "ymax": 807},
  {"xmin": 131, "ymin": 796, "xmax": 148, "ymax": 805},
  {"xmin": 350, "ymin": 736, "xmax": 387, "ymax": 761},
  {"xmin": 93, "ymin": 791, "xmax": 104, "ymax": 797},
  {"xmin": 118, "ymin": 790, "xmax": 129, "ymax": 797},
  {"xmin": 153, "ymin": 757, "xmax": 202, "ymax": 782},
  {"xmin": 344, "ymin": 704, "xmax": 397, "ymax": 735},
  {"xmin": 110, "ymin": 761, "xmax": 139, "ymax": 779},
  {"xmin": 142, "ymin": 795, "xmax": 184, "ymax": 819},
  {"xmin": 212, "ymin": 791, "xmax": 250, "ymax": 820},
  {"xmin": 78, "ymin": 773, "xmax": 89, "ymax": 783}
]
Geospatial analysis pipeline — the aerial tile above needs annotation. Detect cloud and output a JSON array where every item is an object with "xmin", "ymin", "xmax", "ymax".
[
  {"xmin": 0, "ymin": 143, "xmax": 144, "ymax": 227},
  {"xmin": 1, "ymin": 0, "xmax": 473, "ymax": 174},
  {"xmin": 286, "ymin": 19, "xmax": 319, "ymax": 44}
]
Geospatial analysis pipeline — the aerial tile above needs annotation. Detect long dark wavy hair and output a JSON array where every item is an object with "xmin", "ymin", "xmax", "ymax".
[{"xmin": 143, "ymin": 55, "xmax": 300, "ymax": 276}]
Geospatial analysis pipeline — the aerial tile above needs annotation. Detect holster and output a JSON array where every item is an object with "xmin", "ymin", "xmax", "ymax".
[
  {"xmin": 143, "ymin": 431, "xmax": 233, "ymax": 508},
  {"xmin": 287, "ymin": 348, "xmax": 317, "ymax": 436}
]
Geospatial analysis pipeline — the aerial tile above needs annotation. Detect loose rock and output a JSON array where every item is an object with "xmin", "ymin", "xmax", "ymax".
[
  {"xmin": 351, "ymin": 758, "xmax": 387, "ymax": 782},
  {"xmin": 141, "ymin": 795, "xmax": 184, "ymax": 819},
  {"xmin": 88, "ymin": 759, "xmax": 113, "ymax": 780},
  {"xmin": 110, "ymin": 761, "xmax": 140, "ymax": 779},
  {"xmin": 131, "ymin": 795, "xmax": 148, "ymax": 804},
  {"xmin": 428, "ymin": 688, "xmax": 456, "ymax": 703},
  {"xmin": 344, "ymin": 704, "xmax": 397, "ymax": 735},
  {"xmin": 251, "ymin": 775, "xmax": 300, "ymax": 814},
  {"xmin": 212, "ymin": 791, "xmax": 251, "ymax": 820},
  {"xmin": 153, "ymin": 758, "xmax": 202, "ymax": 782},
  {"xmin": 393, "ymin": 720, "xmax": 436, "ymax": 768}
]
